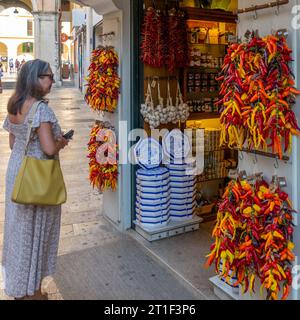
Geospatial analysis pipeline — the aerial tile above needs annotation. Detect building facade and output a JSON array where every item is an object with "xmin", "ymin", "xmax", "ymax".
[{"xmin": 0, "ymin": 7, "xmax": 34, "ymax": 72}]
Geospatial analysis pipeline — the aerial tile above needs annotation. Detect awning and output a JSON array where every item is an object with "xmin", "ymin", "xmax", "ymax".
[{"xmin": 73, "ymin": 0, "xmax": 118, "ymax": 15}]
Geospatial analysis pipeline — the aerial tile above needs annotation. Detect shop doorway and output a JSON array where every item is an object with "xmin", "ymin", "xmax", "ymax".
[{"xmin": 130, "ymin": 0, "xmax": 238, "ymax": 299}]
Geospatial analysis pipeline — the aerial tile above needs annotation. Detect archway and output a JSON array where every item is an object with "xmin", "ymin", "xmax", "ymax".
[
  {"xmin": 0, "ymin": 0, "xmax": 33, "ymax": 12},
  {"xmin": 0, "ymin": 42, "xmax": 8, "ymax": 73},
  {"xmin": 17, "ymin": 42, "xmax": 34, "ymax": 62}
]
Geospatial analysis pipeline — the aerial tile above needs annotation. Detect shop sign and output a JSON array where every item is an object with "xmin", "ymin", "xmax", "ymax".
[
  {"xmin": 1, "ymin": 56, "xmax": 8, "ymax": 62},
  {"xmin": 61, "ymin": 33, "xmax": 69, "ymax": 42}
]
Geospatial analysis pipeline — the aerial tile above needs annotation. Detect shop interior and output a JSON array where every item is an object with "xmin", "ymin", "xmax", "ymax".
[{"xmin": 132, "ymin": 0, "xmax": 239, "ymax": 299}]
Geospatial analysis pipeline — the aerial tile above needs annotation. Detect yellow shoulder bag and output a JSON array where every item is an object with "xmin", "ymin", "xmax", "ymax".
[{"xmin": 11, "ymin": 101, "xmax": 67, "ymax": 206}]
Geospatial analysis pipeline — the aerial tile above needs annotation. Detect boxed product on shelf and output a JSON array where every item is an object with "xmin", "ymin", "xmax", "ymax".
[
  {"xmin": 189, "ymin": 49, "xmax": 223, "ymax": 68},
  {"xmin": 204, "ymin": 128, "xmax": 221, "ymax": 151}
]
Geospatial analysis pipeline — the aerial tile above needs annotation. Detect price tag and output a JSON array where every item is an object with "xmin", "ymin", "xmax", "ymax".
[
  {"xmin": 228, "ymin": 169, "xmax": 238, "ymax": 179},
  {"xmin": 228, "ymin": 35, "xmax": 238, "ymax": 43},
  {"xmin": 239, "ymin": 170, "xmax": 247, "ymax": 180},
  {"xmin": 278, "ymin": 177, "xmax": 287, "ymax": 188}
]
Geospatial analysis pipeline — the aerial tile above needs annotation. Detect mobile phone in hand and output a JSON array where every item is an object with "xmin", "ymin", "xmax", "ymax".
[{"xmin": 63, "ymin": 130, "xmax": 74, "ymax": 140}]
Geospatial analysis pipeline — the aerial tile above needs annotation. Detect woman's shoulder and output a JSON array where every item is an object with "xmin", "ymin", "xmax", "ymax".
[
  {"xmin": 37, "ymin": 100, "xmax": 56, "ymax": 115},
  {"xmin": 32, "ymin": 100, "xmax": 58, "ymax": 127}
]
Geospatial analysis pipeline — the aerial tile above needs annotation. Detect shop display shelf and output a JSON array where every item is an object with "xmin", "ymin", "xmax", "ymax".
[
  {"xmin": 197, "ymin": 176, "xmax": 228, "ymax": 182},
  {"xmin": 186, "ymin": 66, "xmax": 221, "ymax": 73},
  {"xmin": 203, "ymin": 148, "xmax": 228, "ymax": 153},
  {"xmin": 186, "ymin": 92, "xmax": 219, "ymax": 99},
  {"xmin": 188, "ymin": 112, "xmax": 220, "ymax": 120},
  {"xmin": 209, "ymin": 276, "xmax": 239, "ymax": 300},
  {"xmin": 133, "ymin": 216, "xmax": 203, "ymax": 242},
  {"xmin": 184, "ymin": 7, "xmax": 238, "ymax": 23}
]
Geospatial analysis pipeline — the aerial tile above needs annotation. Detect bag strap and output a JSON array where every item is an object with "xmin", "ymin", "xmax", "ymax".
[{"xmin": 24, "ymin": 100, "xmax": 44, "ymax": 155}]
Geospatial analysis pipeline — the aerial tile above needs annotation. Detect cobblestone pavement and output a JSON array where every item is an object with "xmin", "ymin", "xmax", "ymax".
[{"xmin": 0, "ymin": 86, "xmax": 103, "ymax": 300}]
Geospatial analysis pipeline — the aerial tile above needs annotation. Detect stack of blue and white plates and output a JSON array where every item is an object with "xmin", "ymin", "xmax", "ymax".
[
  {"xmin": 135, "ymin": 167, "xmax": 171, "ymax": 229},
  {"xmin": 166, "ymin": 159, "xmax": 197, "ymax": 221}
]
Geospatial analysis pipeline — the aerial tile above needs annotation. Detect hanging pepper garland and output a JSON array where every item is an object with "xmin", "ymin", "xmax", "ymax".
[
  {"xmin": 85, "ymin": 47, "xmax": 121, "ymax": 113},
  {"xmin": 216, "ymin": 32, "xmax": 300, "ymax": 158},
  {"xmin": 140, "ymin": 6, "xmax": 165, "ymax": 68},
  {"xmin": 166, "ymin": 8, "xmax": 189, "ymax": 72},
  {"xmin": 205, "ymin": 177, "xmax": 295, "ymax": 300},
  {"xmin": 88, "ymin": 124, "xmax": 118, "ymax": 192},
  {"xmin": 140, "ymin": 5, "xmax": 188, "ymax": 71}
]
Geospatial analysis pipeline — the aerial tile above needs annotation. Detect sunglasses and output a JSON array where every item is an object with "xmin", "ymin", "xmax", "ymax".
[{"xmin": 39, "ymin": 73, "xmax": 55, "ymax": 81}]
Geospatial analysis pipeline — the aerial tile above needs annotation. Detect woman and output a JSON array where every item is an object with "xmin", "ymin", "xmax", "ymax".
[{"xmin": 2, "ymin": 59, "xmax": 69, "ymax": 300}]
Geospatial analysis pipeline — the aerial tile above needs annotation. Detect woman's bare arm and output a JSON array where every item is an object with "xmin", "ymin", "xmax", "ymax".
[
  {"xmin": 9, "ymin": 133, "xmax": 15, "ymax": 150},
  {"xmin": 37, "ymin": 122, "xmax": 68, "ymax": 156}
]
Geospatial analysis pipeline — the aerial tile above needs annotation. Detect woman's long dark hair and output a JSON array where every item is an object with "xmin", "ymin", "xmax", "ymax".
[{"xmin": 7, "ymin": 59, "xmax": 50, "ymax": 115}]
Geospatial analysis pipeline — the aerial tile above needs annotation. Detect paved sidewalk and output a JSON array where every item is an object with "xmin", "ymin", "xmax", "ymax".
[{"xmin": 0, "ymin": 87, "xmax": 210, "ymax": 300}]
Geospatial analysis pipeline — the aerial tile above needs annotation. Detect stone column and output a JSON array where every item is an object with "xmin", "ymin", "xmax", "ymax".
[
  {"xmin": 84, "ymin": 7, "xmax": 93, "ymax": 88},
  {"xmin": 32, "ymin": 11, "xmax": 62, "ymax": 86}
]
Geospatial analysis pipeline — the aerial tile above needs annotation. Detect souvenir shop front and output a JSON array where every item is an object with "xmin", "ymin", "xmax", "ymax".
[{"xmin": 82, "ymin": 0, "xmax": 300, "ymax": 300}]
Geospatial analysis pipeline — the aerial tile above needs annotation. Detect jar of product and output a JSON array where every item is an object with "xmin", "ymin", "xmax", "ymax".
[
  {"xmin": 195, "ymin": 73, "xmax": 201, "ymax": 80},
  {"xmin": 196, "ymin": 101, "xmax": 202, "ymax": 112},
  {"xmin": 188, "ymin": 79, "xmax": 194, "ymax": 86}
]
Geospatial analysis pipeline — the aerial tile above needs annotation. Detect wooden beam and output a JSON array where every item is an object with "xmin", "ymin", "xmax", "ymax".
[{"xmin": 183, "ymin": 7, "xmax": 238, "ymax": 23}]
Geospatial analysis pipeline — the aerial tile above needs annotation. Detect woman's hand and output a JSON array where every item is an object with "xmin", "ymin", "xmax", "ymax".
[{"xmin": 56, "ymin": 136, "xmax": 69, "ymax": 151}]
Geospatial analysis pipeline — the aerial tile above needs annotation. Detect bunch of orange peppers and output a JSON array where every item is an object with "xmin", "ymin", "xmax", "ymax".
[
  {"xmin": 216, "ymin": 32, "xmax": 300, "ymax": 159},
  {"xmin": 205, "ymin": 177, "xmax": 295, "ymax": 300},
  {"xmin": 87, "ymin": 124, "xmax": 118, "ymax": 192},
  {"xmin": 85, "ymin": 47, "xmax": 121, "ymax": 113}
]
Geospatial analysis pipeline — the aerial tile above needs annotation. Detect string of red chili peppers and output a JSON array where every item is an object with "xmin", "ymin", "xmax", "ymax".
[
  {"xmin": 140, "ymin": 6, "xmax": 188, "ymax": 72},
  {"xmin": 85, "ymin": 47, "xmax": 121, "ymax": 113},
  {"xmin": 205, "ymin": 177, "xmax": 295, "ymax": 300},
  {"xmin": 216, "ymin": 32, "xmax": 300, "ymax": 159},
  {"xmin": 88, "ymin": 124, "xmax": 118, "ymax": 192}
]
